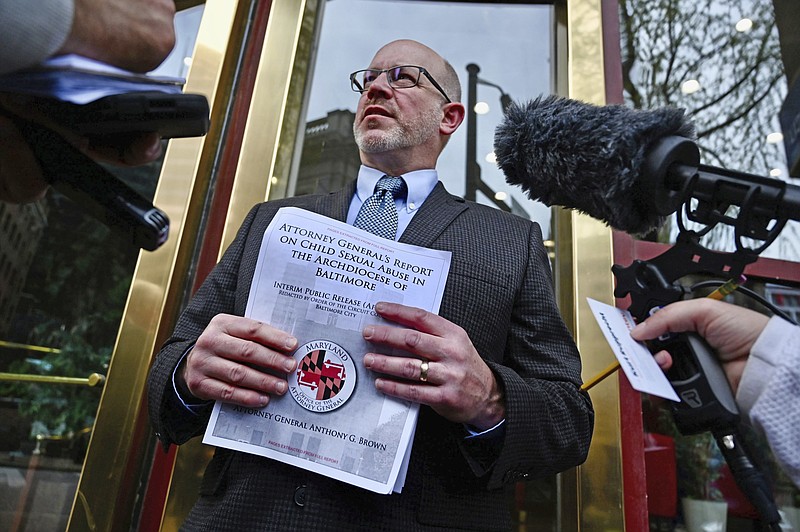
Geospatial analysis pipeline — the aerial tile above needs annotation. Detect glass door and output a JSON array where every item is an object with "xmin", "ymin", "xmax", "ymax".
[
  {"xmin": 613, "ymin": 0, "xmax": 800, "ymax": 530},
  {"xmin": 0, "ymin": 5, "xmax": 205, "ymax": 532},
  {"xmin": 160, "ymin": 1, "xmax": 626, "ymax": 530},
  {"xmin": 289, "ymin": 2, "xmax": 559, "ymax": 529}
]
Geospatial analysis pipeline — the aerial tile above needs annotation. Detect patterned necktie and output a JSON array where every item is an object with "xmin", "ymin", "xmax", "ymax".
[{"xmin": 353, "ymin": 175, "xmax": 407, "ymax": 240}]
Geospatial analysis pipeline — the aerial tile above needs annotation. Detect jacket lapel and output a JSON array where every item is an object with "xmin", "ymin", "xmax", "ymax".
[
  {"xmin": 314, "ymin": 181, "xmax": 355, "ymax": 222},
  {"xmin": 310, "ymin": 180, "xmax": 466, "ymax": 248},
  {"xmin": 399, "ymin": 181, "xmax": 467, "ymax": 248}
]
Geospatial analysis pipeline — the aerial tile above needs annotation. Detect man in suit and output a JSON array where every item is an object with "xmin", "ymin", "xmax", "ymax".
[{"xmin": 148, "ymin": 39, "xmax": 594, "ymax": 531}]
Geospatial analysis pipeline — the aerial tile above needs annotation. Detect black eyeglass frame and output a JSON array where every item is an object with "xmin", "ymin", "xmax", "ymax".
[{"xmin": 350, "ymin": 65, "xmax": 452, "ymax": 103}]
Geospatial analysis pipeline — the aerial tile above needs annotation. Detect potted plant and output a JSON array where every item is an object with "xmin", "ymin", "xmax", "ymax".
[{"xmin": 674, "ymin": 431, "xmax": 724, "ymax": 503}]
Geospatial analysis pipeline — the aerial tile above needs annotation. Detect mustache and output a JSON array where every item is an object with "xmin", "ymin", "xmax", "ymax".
[{"xmin": 361, "ymin": 96, "xmax": 395, "ymax": 113}]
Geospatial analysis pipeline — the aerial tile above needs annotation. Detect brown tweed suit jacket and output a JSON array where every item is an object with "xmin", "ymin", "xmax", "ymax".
[{"xmin": 147, "ymin": 181, "xmax": 594, "ymax": 531}]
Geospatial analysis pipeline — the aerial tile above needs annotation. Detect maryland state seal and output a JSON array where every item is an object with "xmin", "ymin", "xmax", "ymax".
[{"xmin": 289, "ymin": 340, "xmax": 356, "ymax": 412}]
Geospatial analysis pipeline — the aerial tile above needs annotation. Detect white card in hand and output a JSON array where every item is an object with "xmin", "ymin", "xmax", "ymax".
[{"xmin": 586, "ymin": 298, "xmax": 679, "ymax": 402}]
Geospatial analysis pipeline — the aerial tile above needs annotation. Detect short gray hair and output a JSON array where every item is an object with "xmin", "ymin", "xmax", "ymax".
[{"xmin": 439, "ymin": 58, "xmax": 462, "ymax": 103}]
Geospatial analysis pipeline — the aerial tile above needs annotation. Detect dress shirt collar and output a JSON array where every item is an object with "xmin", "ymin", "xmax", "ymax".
[{"xmin": 356, "ymin": 165, "xmax": 439, "ymax": 213}]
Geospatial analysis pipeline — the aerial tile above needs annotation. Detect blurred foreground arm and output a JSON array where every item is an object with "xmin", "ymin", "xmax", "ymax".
[
  {"xmin": 0, "ymin": 0, "xmax": 176, "ymax": 203},
  {"xmin": 0, "ymin": 0, "xmax": 176, "ymax": 74},
  {"xmin": 59, "ymin": 0, "xmax": 176, "ymax": 73}
]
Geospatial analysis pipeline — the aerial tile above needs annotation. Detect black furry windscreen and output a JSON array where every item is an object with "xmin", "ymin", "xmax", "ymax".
[{"xmin": 494, "ymin": 94, "xmax": 696, "ymax": 235}]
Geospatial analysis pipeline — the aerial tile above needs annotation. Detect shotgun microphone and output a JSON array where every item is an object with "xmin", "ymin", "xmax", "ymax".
[{"xmin": 493, "ymin": 94, "xmax": 800, "ymax": 239}]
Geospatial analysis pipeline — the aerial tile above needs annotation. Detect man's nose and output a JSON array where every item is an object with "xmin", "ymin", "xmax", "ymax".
[{"xmin": 366, "ymin": 71, "xmax": 393, "ymax": 99}]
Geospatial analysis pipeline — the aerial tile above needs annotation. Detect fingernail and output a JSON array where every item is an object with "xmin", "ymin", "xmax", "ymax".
[
  {"xmin": 363, "ymin": 326, "xmax": 374, "ymax": 339},
  {"xmin": 364, "ymin": 354, "xmax": 373, "ymax": 367},
  {"xmin": 374, "ymin": 378, "xmax": 384, "ymax": 391},
  {"xmin": 375, "ymin": 302, "xmax": 386, "ymax": 312},
  {"xmin": 259, "ymin": 394, "xmax": 269, "ymax": 407},
  {"xmin": 285, "ymin": 336, "xmax": 297, "ymax": 349},
  {"xmin": 275, "ymin": 381, "xmax": 286, "ymax": 394},
  {"xmin": 283, "ymin": 359, "xmax": 295, "ymax": 373}
]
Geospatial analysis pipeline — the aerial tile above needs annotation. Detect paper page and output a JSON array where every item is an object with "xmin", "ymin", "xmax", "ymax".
[
  {"xmin": 42, "ymin": 54, "xmax": 185, "ymax": 84},
  {"xmin": 203, "ymin": 207, "xmax": 452, "ymax": 494},
  {"xmin": 0, "ymin": 54, "xmax": 183, "ymax": 104}
]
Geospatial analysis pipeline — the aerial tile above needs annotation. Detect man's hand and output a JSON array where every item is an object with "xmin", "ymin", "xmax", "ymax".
[
  {"xmin": 362, "ymin": 302, "xmax": 505, "ymax": 430},
  {"xmin": 179, "ymin": 314, "xmax": 298, "ymax": 408},
  {"xmin": 630, "ymin": 298, "xmax": 769, "ymax": 394},
  {"xmin": 0, "ymin": 113, "xmax": 50, "ymax": 202}
]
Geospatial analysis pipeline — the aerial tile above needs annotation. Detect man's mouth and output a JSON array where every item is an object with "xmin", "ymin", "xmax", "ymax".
[{"xmin": 363, "ymin": 105, "xmax": 392, "ymax": 118}]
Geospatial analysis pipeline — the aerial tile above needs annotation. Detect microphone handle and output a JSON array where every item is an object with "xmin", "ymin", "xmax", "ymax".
[
  {"xmin": 712, "ymin": 429, "xmax": 783, "ymax": 529},
  {"xmin": 657, "ymin": 331, "xmax": 740, "ymax": 434},
  {"xmin": 14, "ymin": 117, "xmax": 169, "ymax": 251},
  {"xmin": 657, "ymin": 333, "xmax": 782, "ymax": 529}
]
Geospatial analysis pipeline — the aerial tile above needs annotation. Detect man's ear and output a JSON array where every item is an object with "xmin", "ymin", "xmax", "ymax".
[{"xmin": 440, "ymin": 102, "xmax": 465, "ymax": 136}]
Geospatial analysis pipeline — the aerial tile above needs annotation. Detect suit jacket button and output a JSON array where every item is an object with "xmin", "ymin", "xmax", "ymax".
[{"xmin": 293, "ymin": 485, "xmax": 306, "ymax": 507}]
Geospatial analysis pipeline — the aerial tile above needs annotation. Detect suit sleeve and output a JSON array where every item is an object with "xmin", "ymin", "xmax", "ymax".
[
  {"xmin": 459, "ymin": 220, "xmax": 594, "ymax": 489},
  {"xmin": 147, "ymin": 207, "xmax": 259, "ymax": 446},
  {"xmin": 0, "ymin": 0, "xmax": 73, "ymax": 74}
]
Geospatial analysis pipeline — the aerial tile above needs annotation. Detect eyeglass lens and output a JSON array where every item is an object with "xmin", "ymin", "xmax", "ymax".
[{"xmin": 359, "ymin": 66, "xmax": 420, "ymax": 89}]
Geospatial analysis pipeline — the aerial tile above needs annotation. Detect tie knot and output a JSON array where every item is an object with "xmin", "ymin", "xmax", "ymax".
[{"xmin": 375, "ymin": 175, "xmax": 407, "ymax": 200}]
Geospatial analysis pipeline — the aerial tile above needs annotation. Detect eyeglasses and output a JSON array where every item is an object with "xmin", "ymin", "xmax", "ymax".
[{"xmin": 350, "ymin": 65, "xmax": 452, "ymax": 103}]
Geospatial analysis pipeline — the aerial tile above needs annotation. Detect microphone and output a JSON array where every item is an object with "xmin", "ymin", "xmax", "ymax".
[{"xmin": 493, "ymin": 94, "xmax": 800, "ymax": 238}]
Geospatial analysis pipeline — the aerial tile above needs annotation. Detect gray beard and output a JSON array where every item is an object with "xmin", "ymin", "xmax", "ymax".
[{"xmin": 354, "ymin": 105, "xmax": 442, "ymax": 154}]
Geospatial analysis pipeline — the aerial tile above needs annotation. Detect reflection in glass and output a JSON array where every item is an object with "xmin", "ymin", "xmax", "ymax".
[
  {"xmin": 619, "ymin": 0, "xmax": 798, "ymax": 261},
  {"xmin": 0, "ymin": 6, "xmax": 202, "ymax": 530},
  {"xmin": 0, "ymin": 158, "xmax": 161, "ymax": 531},
  {"xmin": 620, "ymin": 1, "xmax": 800, "ymax": 529}
]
